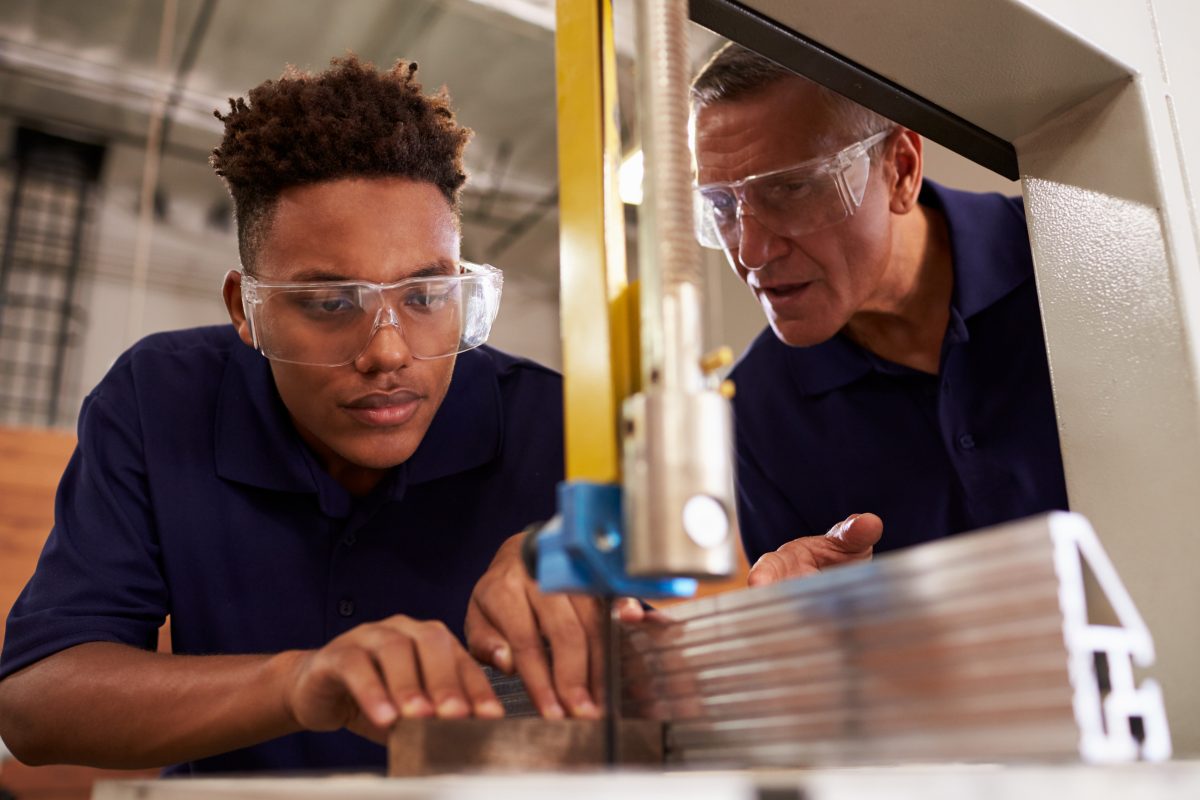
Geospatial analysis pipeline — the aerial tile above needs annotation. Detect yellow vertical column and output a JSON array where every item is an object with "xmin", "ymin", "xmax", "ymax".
[{"xmin": 555, "ymin": 0, "xmax": 636, "ymax": 483}]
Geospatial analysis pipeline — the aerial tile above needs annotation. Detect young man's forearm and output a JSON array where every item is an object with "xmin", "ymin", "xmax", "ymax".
[{"xmin": 0, "ymin": 641, "xmax": 304, "ymax": 769}]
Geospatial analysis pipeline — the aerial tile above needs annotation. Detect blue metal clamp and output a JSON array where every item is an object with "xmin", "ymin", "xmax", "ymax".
[{"xmin": 529, "ymin": 481, "xmax": 697, "ymax": 599}]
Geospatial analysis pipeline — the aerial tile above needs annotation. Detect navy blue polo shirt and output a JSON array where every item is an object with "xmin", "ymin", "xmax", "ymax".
[
  {"xmin": 0, "ymin": 325, "xmax": 563, "ymax": 774},
  {"xmin": 730, "ymin": 180, "xmax": 1068, "ymax": 564}
]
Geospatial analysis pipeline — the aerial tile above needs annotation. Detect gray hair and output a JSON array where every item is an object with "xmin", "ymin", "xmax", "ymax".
[{"xmin": 691, "ymin": 42, "xmax": 894, "ymax": 152}]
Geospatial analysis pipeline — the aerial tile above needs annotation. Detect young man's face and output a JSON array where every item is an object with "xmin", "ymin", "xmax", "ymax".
[
  {"xmin": 226, "ymin": 177, "xmax": 461, "ymax": 493},
  {"xmin": 693, "ymin": 76, "xmax": 897, "ymax": 347}
]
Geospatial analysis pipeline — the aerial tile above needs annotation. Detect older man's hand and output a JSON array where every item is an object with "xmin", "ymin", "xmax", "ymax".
[{"xmin": 746, "ymin": 513, "xmax": 883, "ymax": 587}]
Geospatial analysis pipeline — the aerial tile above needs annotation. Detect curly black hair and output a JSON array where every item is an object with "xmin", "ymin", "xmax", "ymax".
[{"xmin": 210, "ymin": 54, "xmax": 471, "ymax": 270}]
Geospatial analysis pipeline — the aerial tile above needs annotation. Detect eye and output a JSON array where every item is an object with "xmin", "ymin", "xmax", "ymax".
[
  {"xmin": 404, "ymin": 285, "xmax": 453, "ymax": 312},
  {"xmin": 295, "ymin": 291, "xmax": 359, "ymax": 317},
  {"xmin": 765, "ymin": 178, "xmax": 814, "ymax": 201},
  {"xmin": 703, "ymin": 189, "xmax": 737, "ymax": 218},
  {"xmin": 317, "ymin": 296, "xmax": 354, "ymax": 313}
]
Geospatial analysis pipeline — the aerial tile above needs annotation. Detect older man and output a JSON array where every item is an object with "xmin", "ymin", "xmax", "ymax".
[
  {"xmin": 465, "ymin": 41, "xmax": 1068, "ymax": 722},
  {"xmin": 690, "ymin": 43, "xmax": 1068, "ymax": 584}
]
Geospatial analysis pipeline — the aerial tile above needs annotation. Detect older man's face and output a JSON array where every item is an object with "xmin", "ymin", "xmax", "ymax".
[{"xmin": 693, "ymin": 76, "xmax": 896, "ymax": 347}]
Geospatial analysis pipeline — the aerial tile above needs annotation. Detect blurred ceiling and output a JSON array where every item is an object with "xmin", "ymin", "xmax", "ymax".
[{"xmin": 0, "ymin": 0, "xmax": 722, "ymax": 288}]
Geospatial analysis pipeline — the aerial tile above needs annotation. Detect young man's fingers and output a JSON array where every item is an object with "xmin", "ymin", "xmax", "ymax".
[
  {"xmin": 615, "ymin": 597, "xmax": 646, "ymax": 624},
  {"xmin": 508, "ymin": 637, "xmax": 564, "ymax": 719},
  {"xmin": 457, "ymin": 654, "xmax": 504, "ymax": 719},
  {"xmin": 372, "ymin": 636, "xmax": 432, "ymax": 719},
  {"xmin": 569, "ymin": 595, "xmax": 607, "ymax": 711},
  {"xmin": 479, "ymin": 592, "xmax": 564, "ymax": 719},
  {"xmin": 464, "ymin": 605, "xmax": 513, "ymax": 674},
  {"xmin": 405, "ymin": 623, "xmax": 470, "ymax": 719},
  {"xmin": 331, "ymin": 647, "xmax": 398, "ymax": 730},
  {"xmin": 530, "ymin": 591, "xmax": 597, "ymax": 718}
]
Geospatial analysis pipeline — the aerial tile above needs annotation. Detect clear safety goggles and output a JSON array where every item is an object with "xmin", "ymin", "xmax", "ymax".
[
  {"xmin": 693, "ymin": 128, "xmax": 892, "ymax": 250},
  {"xmin": 239, "ymin": 261, "xmax": 503, "ymax": 367}
]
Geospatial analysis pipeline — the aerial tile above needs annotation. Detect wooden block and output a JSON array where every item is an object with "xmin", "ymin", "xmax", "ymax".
[{"xmin": 387, "ymin": 718, "xmax": 664, "ymax": 776}]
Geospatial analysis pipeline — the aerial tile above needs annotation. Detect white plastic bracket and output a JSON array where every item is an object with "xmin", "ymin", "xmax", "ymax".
[{"xmin": 1050, "ymin": 512, "xmax": 1172, "ymax": 761}]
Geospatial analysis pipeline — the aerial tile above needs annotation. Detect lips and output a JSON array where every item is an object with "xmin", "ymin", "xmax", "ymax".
[
  {"xmin": 755, "ymin": 280, "xmax": 815, "ymax": 311},
  {"xmin": 342, "ymin": 389, "xmax": 424, "ymax": 427}
]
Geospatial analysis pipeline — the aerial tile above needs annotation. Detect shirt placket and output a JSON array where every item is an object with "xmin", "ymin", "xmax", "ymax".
[
  {"xmin": 323, "ymin": 473, "xmax": 406, "ymax": 638},
  {"xmin": 938, "ymin": 310, "xmax": 1001, "ymax": 529}
]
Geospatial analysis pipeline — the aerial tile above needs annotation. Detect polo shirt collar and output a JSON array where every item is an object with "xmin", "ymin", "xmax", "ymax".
[
  {"xmin": 781, "ymin": 179, "xmax": 1032, "ymax": 397},
  {"xmin": 214, "ymin": 342, "xmax": 316, "ymax": 494},
  {"xmin": 405, "ymin": 348, "xmax": 503, "ymax": 486},
  {"xmin": 922, "ymin": 180, "xmax": 1033, "ymax": 320},
  {"xmin": 215, "ymin": 343, "xmax": 502, "ymax": 501},
  {"xmin": 780, "ymin": 333, "xmax": 873, "ymax": 397}
]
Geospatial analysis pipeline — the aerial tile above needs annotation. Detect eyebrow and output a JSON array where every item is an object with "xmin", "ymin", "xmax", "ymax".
[
  {"xmin": 288, "ymin": 261, "xmax": 457, "ymax": 283},
  {"xmin": 408, "ymin": 261, "xmax": 458, "ymax": 279}
]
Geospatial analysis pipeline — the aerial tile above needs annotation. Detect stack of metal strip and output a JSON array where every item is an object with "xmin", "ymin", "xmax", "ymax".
[
  {"xmin": 484, "ymin": 666, "xmax": 540, "ymax": 719},
  {"xmin": 485, "ymin": 514, "xmax": 1166, "ymax": 767},
  {"xmin": 619, "ymin": 515, "xmax": 1088, "ymax": 766}
]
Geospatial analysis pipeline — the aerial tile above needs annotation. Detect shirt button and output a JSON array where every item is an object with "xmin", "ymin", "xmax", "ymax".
[
  {"xmin": 338, "ymin": 599, "xmax": 355, "ymax": 617},
  {"xmin": 342, "ymin": 532, "xmax": 357, "ymax": 547},
  {"xmin": 958, "ymin": 433, "xmax": 976, "ymax": 450}
]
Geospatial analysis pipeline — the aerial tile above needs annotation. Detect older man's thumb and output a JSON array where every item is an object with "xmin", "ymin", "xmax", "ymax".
[{"xmin": 825, "ymin": 512, "xmax": 883, "ymax": 553}]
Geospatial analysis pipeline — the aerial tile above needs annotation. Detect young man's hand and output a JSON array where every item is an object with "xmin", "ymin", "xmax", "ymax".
[
  {"xmin": 280, "ymin": 615, "xmax": 503, "ymax": 744},
  {"xmin": 464, "ymin": 532, "xmax": 643, "ymax": 719},
  {"xmin": 746, "ymin": 513, "xmax": 883, "ymax": 587}
]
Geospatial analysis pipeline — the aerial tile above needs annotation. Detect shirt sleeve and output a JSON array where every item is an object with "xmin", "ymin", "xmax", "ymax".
[
  {"xmin": 734, "ymin": 431, "xmax": 815, "ymax": 566},
  {"xmin": 0, "ymin": 376, "xmax": 167, "ymax": 679}
]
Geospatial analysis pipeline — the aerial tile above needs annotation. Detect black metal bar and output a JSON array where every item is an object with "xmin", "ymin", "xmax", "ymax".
[
  {"xmin": 0, "ymin": 155, "xmax": 28, "ymax": 340},
  {"xmin": 49, "ymin": 172, "xmax": 91, "ymax": 426},
  {"xmin": 602, "ymin": 595, "xmax": 618, "ymax": 765},
  {"xmin": 0, "ymin": 128, "xmax": 104, "ymax": 426},
  {"xmin": 688, "ymin": 0, "xmax": 1019, "ymax": 180}
]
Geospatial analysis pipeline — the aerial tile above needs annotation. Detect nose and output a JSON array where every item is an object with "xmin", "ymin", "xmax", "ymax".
[
  {"xmin": 735, "ymin": 210, "xmax": 789, "ymax": 272},
  {"xmin": 354, "ymin": 306, "xmax": 413, "ymax": 373}
]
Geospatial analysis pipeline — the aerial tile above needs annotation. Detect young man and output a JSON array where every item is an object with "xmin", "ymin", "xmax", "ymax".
[
  {"xmin": 0, "ymin": 56, "xmax": 563, "ymax": 774},
  {"xmin": 690, "ymin": 44, "xmax": 1068, "ymax": 584}
]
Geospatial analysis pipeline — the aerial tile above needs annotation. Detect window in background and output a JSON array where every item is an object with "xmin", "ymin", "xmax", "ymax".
[{"xmin": 0, "ymin": 126, "xmax": 104, "ymax": 427}]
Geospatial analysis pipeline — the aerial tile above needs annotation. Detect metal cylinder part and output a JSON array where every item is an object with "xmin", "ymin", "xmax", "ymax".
[
  {"xmin": 626, "ymin": 0, "xmax": 737, "ymax": 579},
  {"xmin": 636, "ymin": 0, "xmax": 705, "ymax": 392},
  {"xmin": 622, "ymin": 388, "xmax": 738, "ymax": 578}
]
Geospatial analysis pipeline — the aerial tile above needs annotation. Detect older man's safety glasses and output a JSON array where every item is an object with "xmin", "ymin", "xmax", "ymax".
[
  {"xmin": 238, "ymin": 261, "xmax": 503, "ymax": 367},
  {"xmin": 693, "ymin": 128, "xmax": 892, "ymax": 251}
]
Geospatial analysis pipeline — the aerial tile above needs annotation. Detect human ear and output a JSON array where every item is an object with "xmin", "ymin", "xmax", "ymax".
[
  {"xmin": 887, "ymin": 128, "xmax": 923, "ymax": 215},
  {"xmin": 222, "ymin": 269, "xmax": 254, "ymax": 348}
]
